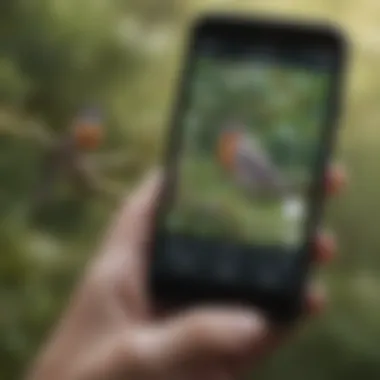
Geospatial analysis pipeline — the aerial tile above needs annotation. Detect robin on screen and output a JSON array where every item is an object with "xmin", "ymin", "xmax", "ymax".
[{"xmin": 216, "ymin": 121, "xmax": 289, "ymax": 197}]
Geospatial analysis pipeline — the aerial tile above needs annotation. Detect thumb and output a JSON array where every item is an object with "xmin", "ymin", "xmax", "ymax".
[
  {"xmin": 106, "ymin": 168, "xmax": 163, "ymax": 250},
  {"xmin": 124, "ymin": 307, "xmax": 267, "ymax": 377}
]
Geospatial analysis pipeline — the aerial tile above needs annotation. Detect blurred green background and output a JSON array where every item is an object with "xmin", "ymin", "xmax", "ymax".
[{"xmin": 1, "ymin": 0, "xmax": 380, "ymax": 379}]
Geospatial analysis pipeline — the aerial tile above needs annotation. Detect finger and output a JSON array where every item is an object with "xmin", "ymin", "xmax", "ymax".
[
  {"xmin": 228, "ymin": 284, "xmax": 326, "ymax": 378},
  {"xmin": 313, "ymin": 231, "xmax": 337, "ymax": 264},
  {"xmin": 325, "ymin": 164, "xmax": 347, "ymax": 197},
  {"xmin": 261, "ymin": 284, "xmax": 326, "ymax": 354},
  {"xmin": 304, "ymin": 282, "xmax": 326, "ymax": 317},
  {"xmin": 96, "ymin": 169, "xmax": 163, "ymax": 317},
  {"xmin": 248, "ymin": 284, "xmax": 325, "ymax": 359},
  {"xmin": 108, "ymin": 169, "xmax": 163, "ymax": 249},
  {"xmin": 117, "ymin": 308, "xmax": 267, "ymax": 377}
]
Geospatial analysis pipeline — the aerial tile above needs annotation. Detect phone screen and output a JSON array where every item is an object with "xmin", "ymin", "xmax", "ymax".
[{"xmin": 163, "ymin": 40, "xmax": 334, "ymax": 254}]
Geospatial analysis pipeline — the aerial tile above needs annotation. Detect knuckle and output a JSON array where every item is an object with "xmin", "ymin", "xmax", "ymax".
[{"xmin": 185, "ymin": 314, "xmax": 212, "ymax": 345}]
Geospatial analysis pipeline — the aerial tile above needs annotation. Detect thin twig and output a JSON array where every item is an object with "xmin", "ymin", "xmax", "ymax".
[{"xmin": 0, "ymin": 112, "xmax": 55, "ymax": 146}]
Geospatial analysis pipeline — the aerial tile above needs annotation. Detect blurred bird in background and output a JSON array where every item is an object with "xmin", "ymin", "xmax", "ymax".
[
  {"xmin": 216, "ymin": 121, "xmax": 305, "ymax": 244},
  {"xmin": 71, "ymin": 107, "xmax": 104, "ymax": 151},
  {"xmin": 0, "ymin": 105, "xmax": 135, "ymax": 228},
  {"xmin": 32, "ymin": 107, "xmax": 105, "ymax": 213}
]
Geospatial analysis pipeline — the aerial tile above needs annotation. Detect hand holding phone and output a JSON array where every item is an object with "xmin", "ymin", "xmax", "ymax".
[{"xmin": 149, "ymin": 14, "xmax": 347, "ymax": 322}]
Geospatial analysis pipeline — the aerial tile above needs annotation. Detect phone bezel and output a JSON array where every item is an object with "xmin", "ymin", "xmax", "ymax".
[{"xmin": 149, "ymin": 14, "xmax": 347, "ymax": 323}]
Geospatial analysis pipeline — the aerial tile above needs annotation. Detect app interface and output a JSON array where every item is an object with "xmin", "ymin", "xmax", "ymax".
[{"xmin": 166, "ymin": 46, "xmax": 332, "ymax": 249}]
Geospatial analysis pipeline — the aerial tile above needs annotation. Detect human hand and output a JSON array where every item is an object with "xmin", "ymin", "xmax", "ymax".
[{"xmin": 27, "ymin": 165, "xmax": 346, "ymax": 380}]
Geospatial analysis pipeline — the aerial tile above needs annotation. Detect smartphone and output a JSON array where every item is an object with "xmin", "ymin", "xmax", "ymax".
[{"xmin": 149, "ymin": 14, "xmax": 347, "ymax": 322}]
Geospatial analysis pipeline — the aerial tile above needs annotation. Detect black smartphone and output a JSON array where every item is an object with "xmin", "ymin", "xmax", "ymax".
[{"xmin": 149, "ymin": 14, "xmax": 347, "ymax": 322}]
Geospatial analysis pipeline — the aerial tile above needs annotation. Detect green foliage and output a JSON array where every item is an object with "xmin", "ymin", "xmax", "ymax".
[
  {"xmin": 0, "ymin": 58, "xmax": 32, "ymax": 105},
  {"xmin": 1, "ymin": 1, "xmax": 140, "ymax": 126},
  {"xmin": 1, "ymin": 1, "xmax": 380, "ymax": 379},
  {"xmin": 0, "ymin": 1, "xmax": 182, "ymax": 378}
]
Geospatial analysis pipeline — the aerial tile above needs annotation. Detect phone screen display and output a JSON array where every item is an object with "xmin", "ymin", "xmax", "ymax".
[{"xmin": 164, "ymin": 41, "xmax": 334, "ymax": 254}]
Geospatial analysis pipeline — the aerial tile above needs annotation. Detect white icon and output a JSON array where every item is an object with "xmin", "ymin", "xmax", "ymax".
[
  {"xmin": 282, "ymin": 196, "xmax": 304, "ymax": 221},
  {"xmin": 282, "ymin": 196, "xmax": 304, "ymax": 246}
]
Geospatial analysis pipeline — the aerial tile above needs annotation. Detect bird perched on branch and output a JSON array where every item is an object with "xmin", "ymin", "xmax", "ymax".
[
  {"xmin": 32, "ymin": 107, "xmax": 107, "ymax": 212},
  {"xmin": 216, "ymin": 121, "xmax": 305, "ymax": 243},
  {"xmin": 71, "ymin": 107, "xmax": 104, "ymax": 151},
  {"xmin": 0, "ymin": 106, "xmax": 137, "ymax": 230}
]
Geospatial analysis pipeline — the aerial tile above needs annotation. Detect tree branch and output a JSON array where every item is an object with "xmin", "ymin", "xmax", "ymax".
[
  {"xmin": 0, "ymin": 111, "xmax": 55, "ymax": 146},
  {"xmin": 85, "ymin": 151, "xmax": 140, "ymax": 173}
]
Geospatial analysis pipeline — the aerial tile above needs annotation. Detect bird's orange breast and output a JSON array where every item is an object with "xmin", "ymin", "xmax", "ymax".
[
  {"xmin": 217, "ymin": 131, "xmax": 240, "ymax": 172},
  {"xmin": 73, "ymin": 122, "xmax": 104, "ymax": 151}
]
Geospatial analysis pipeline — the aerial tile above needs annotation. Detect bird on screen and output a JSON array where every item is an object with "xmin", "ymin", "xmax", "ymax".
[
  {"xmin": 216, "ymin": 120, "xmax": 305, "ymax": 238},
  {"xmin": 216, "ymin": 121, "xmax": 289, "ymax": 198}
]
